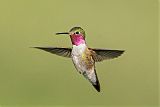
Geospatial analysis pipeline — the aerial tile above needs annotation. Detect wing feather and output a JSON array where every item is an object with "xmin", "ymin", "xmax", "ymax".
[
  {"xmin": 89, "ymin": 48, "xmax": 124, "ymax": 62},
  {"xmin": 33, "ymin": 47, "xmax": 72, "ymax": 58}
]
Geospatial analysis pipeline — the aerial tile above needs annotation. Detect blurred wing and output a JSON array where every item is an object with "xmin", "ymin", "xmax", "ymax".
[
  {"xmin": 90, "ymin": 48, "xmax": 124, "ymax": 62},
  {"xmin": 33, "ymin": 47, "xmax": 72, "ymax": 58}
]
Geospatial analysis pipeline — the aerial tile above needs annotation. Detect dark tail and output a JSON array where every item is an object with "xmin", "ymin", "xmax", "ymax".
[
  {"xmin": 92, "ymin": 69, "xmax": 100, "ymax": 92},
  {"xmin": 82, "ymin": 69, "xmax": 101, "ymax": 92}
]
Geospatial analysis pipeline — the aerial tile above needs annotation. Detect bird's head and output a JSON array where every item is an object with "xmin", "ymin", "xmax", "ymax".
[{"xmin": 56, "ymin": 27, "xmax": 86, "ymax": 46}]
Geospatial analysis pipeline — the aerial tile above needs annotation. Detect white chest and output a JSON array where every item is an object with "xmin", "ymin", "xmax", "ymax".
[
  {"xmin": 71, "ymin": 44, "xmax": 87, "ymax": 72},
  {"xmin": 71, "ymin": 44, "xmax": 87, "ymax": 56}
]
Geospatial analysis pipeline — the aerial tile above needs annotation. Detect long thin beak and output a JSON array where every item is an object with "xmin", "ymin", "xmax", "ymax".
[{"xmin": 55, "ymin": 32, "xmax": 69, "ymax": 35}]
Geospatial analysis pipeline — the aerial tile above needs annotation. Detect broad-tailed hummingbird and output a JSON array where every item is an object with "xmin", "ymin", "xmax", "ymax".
[{"xmin": 34, "ymin": 27, "xmax": 124, "ymax": 92}]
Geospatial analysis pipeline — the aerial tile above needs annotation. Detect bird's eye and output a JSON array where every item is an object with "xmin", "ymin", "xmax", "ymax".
[{"xmin": 75, "ymin": 32, "xmax": 80, "ymax": 34}]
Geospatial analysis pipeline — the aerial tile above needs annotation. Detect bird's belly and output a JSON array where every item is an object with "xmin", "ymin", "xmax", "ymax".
[
  {"xmin": 71, "ymin": 44, "xmax": 87, "ymax": 73},
  {"xmin": 72, "ymin": 55, "xmax": 86, "ymax": 74},
  {"xmin": 72, "ymin": 53, "xmax": 94, "ymax": 74},
  {"xmin": 71, "ymin": 44, "xmax": 94, "ymax": 74}
]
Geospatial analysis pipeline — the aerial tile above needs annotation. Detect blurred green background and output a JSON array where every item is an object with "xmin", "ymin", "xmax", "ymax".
[{"xmin": 0, "ymin": 0, "xmax": 158, "ymax": 106}]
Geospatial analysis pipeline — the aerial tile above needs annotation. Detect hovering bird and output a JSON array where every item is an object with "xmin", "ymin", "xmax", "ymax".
[{"xmin": 34, "ymin": 27, "xmax": 124, "ymax": 92}]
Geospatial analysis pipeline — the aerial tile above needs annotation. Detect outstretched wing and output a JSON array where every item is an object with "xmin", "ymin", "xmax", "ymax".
[
  {"xmin": 90, "ymin": 48, "xmax": 124, "ymax": 62},
  {"xmin": 33, "ymin": 47, "xmax": 72, "ymax": 58}
]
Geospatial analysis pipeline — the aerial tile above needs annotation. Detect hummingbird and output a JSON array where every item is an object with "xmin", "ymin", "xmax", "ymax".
[{"xmin": 33, "ymin": 27, "xmax": 124, "ymax": 92}]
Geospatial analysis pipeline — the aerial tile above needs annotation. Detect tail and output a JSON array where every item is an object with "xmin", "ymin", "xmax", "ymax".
[
  {"xmin": 83, "ymin": 69, "xmax": 100, "ymax": 92},
  {"xmin": 92, "ymin": 69, "xmax": 100, "ymax": 92}
]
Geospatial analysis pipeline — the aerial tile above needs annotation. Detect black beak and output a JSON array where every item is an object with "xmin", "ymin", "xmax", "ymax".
[{"xmin": 55, "ymin": 32, "xmax": 69, "ymax": 35}]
